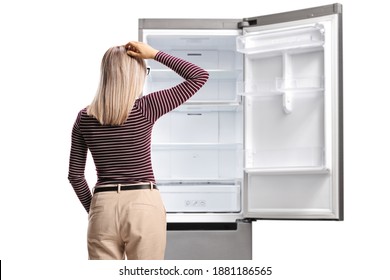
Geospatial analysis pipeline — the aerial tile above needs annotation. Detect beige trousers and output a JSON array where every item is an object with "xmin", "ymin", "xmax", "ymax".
[{"xmin": 87, "ymin": 188, "xmax": 166, "ymax": 260}]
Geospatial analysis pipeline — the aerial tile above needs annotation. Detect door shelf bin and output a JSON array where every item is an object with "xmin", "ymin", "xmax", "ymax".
[
  {"xmin": 245, "ymin": 147, "xmax": 324, "ymax": 169},
  {"xmin": 236, "ymin": 24, "xmax": 325, "ymax": 55},
  {"xmin": 277, "ymin": 77, "xmax": 324, "ymax": 92},
  {"xmin": 245, "ymin": 166, "xmax": 329, "ymax": 175},
  {"xmin": 158, "ymin": 184, "xmax": 241, "ymax": 213},
  {"xmin": 246, "ymin": 172, "xmax": 332, "ymax": 218},
  {"xmin": 237, "ymin": 77, "xmax": 324, "ymax": 95}
]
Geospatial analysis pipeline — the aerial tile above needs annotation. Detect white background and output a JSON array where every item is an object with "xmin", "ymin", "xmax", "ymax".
[{"xmin": 0, "ymin": 0, "xmax": 389, "ymax": 279}]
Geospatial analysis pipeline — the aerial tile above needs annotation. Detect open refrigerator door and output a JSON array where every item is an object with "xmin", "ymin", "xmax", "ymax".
[{"xmin": 237, "ymin": 4, "xmax": 343, "ymax": 220}]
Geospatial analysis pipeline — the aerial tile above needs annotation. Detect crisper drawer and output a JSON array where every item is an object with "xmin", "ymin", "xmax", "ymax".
[{"xmin": 159, "ymin": 184, "xmax": 241, "ymax": 213}]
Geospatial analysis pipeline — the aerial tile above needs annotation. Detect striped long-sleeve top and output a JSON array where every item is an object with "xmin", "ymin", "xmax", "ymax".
[{"xmin": 68, "ymin": 51, "xmax": 209, "ymax": 212}]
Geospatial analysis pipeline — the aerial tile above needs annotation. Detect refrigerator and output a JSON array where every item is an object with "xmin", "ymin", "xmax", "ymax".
[{"xmin": 139, "ymin": 3, "xmax": 343, "ymax": 260}]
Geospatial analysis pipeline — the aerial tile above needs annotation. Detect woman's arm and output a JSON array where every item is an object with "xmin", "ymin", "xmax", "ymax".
[
  {"xmin": 141, "ymin": 51, "xmax": 209, "ymax": 123},
  {"xmin": 126, "ymin": 41, "xmax": 209, "ymax": 123},
  {"xmin": 68, "ymin": 111, "xmax": 91, "ymax": 213}
]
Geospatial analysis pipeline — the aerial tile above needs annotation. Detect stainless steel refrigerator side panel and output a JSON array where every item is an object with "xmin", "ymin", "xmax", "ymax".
[
  {"xmin": 164, "ymin": 221, "xmax": 252, "ymax": 260},
  {"xmin": 337, "ymin": 10, "xmax": 344, "ymax": 221}
]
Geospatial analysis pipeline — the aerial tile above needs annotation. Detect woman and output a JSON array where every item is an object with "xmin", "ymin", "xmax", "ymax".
[{"xmin": 68, "ymin": 41, "xmax": 209, "ymax": 260}]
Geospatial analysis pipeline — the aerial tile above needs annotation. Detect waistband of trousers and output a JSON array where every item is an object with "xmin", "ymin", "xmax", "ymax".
[{"xmin": 92, "ymin": 182, "xmax": 157, "ymax": 194}]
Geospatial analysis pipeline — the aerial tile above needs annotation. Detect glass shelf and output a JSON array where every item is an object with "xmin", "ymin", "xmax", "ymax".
[
  {"xmin": 152, "ymin": 143, "xmax": 243, "ymax": 150},
  {"xmin": 155, "ymin": 179, "xmax": 241, "ymax": 185},
  {"xmin": 148, "ymin": 68, "xmax": 242, "ymax": 80},
  {"xmin": 173, "ymin": 102, "xmax": 242, "ymax": 113}
]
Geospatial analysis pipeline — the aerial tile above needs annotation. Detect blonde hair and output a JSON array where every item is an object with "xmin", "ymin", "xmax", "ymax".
[{"xmin": 87, "ymin": 45, "xmax": 147, "ymax": 125}]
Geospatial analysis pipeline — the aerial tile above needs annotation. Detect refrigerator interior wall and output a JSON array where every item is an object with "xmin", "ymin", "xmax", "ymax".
[
  {"xmin": 143, "ymin": 30, "xmax": 243, "ymax": 214},
  {"xmin": 238, "ymin": 18, "xmax": 339, "ymax": 219}
]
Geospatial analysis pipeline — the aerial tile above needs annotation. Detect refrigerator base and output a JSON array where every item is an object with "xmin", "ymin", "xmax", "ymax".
[{"xmin": 164, "ymin": 221, "xmax": 252, "ymax": 260}]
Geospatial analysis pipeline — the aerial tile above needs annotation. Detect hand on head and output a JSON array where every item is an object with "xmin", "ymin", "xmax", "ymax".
[{"xmin": 125, "ymin": 41, "xmax": 159, "ymax": 59}]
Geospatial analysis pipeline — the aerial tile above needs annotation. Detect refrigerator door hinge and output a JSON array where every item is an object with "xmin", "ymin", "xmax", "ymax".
[
  {"xmin": 333, "ymin": 3, "xmax": 342, "ymax": 14},
  {"xmin": 237, "ymin": 218, "xmax": 255, "ymax": 223},
  {"xmin": 237, "ymin": 18, "xmax": 258, "ymax": 29}
]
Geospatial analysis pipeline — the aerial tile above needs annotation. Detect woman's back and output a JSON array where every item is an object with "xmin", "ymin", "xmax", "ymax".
[{"xmin": 69, "ymin": 50, "xmax": 209, "ymax": 213}]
